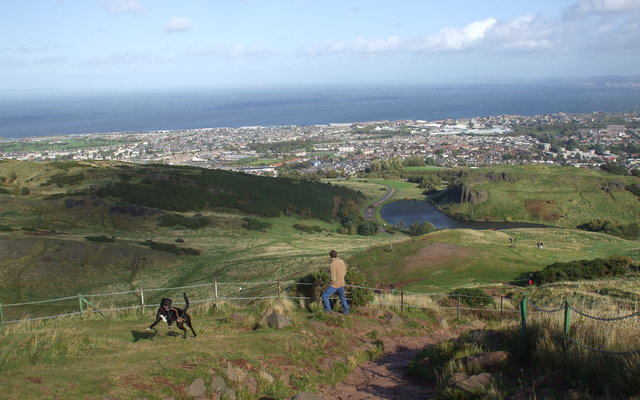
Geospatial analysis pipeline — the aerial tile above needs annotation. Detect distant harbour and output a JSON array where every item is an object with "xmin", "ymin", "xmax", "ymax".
[{"xmin": 1, "ymin": 82, "xmax": 640, "ymax": 139}]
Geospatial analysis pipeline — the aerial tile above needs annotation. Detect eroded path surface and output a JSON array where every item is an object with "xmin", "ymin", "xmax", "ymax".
[{"xmin": 320, "ymin": 331, "xmax": 458, "ymax": 400}]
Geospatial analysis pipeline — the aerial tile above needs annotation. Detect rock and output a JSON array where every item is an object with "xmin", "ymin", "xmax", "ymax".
[
  {"xmin": 563, "ymin": 389, "xmax": 586, "ymax": 400},
  {"xmin": 221, "ymin": 387, "xmax": 236, "ymax": 400},
  {"xmin": 535, "ymin": 371, "xmax": 569, "ymax": 391},
  {"xmin": 382, "ymin": 311, "xmax": 403, "ymax": 328},
  {"xmin": 505, "ymin": 390, "xmax": 531, "ymax": 400},
  {"xmin": 226, "ymin": 362, "xmax": 246, "ymax": 383},
  {"xmin": 183, "ymin": 378, "xmax": 206, "ymax": 398},
  {"xmin": 307, "ymin": 321, "xmax": 328, "ymax": 330},
  {"xmin": 318, "ymin": 355, "xmax": 347, "ymax": 372},
  {"xmin": 447, "ymin": 372, "xmax": 469, "ymax": 386},
  {"xmin": 266, "ymin": 312, "xmax": 292, "ymax": 329},
  {"xmin": 358, "ymin": 306, "xmax": 385, "ymax": 318},
  {"xmin": 464, "ymin": 351, "xmax": 509, "ymax": 369},
  {"xmin": 210, "ymin": 376, "xmax": 226, "ymax": 394},
  {"xmin": 468, "ymin": 320, "xmax": 486, "ymax": 330},
  {"xmin": 600, "ymin": 181, "xmax": 625, "ymax": 193},
  {"xmin": 258, "ymin": 371, "xmax": 275, "ymax": 385},
  {"xmin": 229, "ymin": 312, "xmax": 246, "ymax": 323},
  {"xmin": 290, "ymin": 393, "xmax": 332, "ymax": 400},
  {"xmin": 447, "ymin": 183, "xmax": 489, "ymax": 205},
  {"xmin": 455, "ymin": 373, "xmax": 493, "ymax": 392}
]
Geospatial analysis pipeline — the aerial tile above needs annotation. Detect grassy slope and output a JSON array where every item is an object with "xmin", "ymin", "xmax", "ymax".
[
  {"xmin": 349, "ymin": 228, "xmax": 640, "ymax": 291},
  {"xmin": 0, "ymin": 304, "xmax": 393, "ymax": 400},
  {"xmin": 437, "ymin": 165, "xmax": 640, "ymax": 228}
]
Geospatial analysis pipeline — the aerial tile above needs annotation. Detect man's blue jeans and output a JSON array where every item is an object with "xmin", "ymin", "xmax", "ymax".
[{"xmin": 322, "ymin": 286, "xmax": 349, "ymax": 314}]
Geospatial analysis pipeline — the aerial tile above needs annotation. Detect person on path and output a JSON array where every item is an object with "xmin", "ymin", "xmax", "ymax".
[{"xmin": 322, "ymin": 250, "xmax": 349, "ymax": 314}]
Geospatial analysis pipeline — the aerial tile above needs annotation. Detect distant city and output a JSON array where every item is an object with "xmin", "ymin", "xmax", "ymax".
[{"xmin": 1, "ymin": 111, "xmax": 639, "ymax": 176}]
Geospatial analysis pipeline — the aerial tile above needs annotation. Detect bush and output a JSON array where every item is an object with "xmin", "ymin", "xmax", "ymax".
[
  {"xmin": 407, "ymin": 222, "xmax": 436, "ymax": 236},
  {"xmin": 243, "ymin": 217, "xmax": 272, "ymax": 232},
  {"xmin": 448, "ymin": 288, "xmax": 495, "ymax": 308},
  {"xmin": 533, "ymin": 256, "xmax": 632, "ymax": 284},
  {"xmin": 158, "ymin": 214, "xmax": 210, "ymax": 230},
  {"xmin": 84, "ymin": 235, "xmax": 115, "ymax": 243},
  {"xmin": 580, "ymin": 218, "xmax": 640, "ymax": 240},
  {"xmin": 140, "ymin": 240, "xmax": 200, "ymax": 255},
  {"xmin": 295, "ymin": 268, "xmax": 373, "ymax": 308},
  {"xmin": 293, "ymin": 224, "xmax": 322, "ymax": 234},
  {"xmin": 357, "ymin": 220, "xmax": 379, "ymax": 236}
]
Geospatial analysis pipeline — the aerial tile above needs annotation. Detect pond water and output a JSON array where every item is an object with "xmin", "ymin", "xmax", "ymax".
[{"xmin": 380, "ymin": 200, "xmax": 549, "ymax": 230}]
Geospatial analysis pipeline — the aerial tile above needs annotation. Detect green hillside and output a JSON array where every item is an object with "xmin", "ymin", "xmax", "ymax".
[
  {"xmin": 349, "ymin": 228, "xmax": 639, "ymax": 291},
  {"xmin": 433, "ymin": 165, "xmax": 640, "ymax": 229},
  {"xmin": 0, "ymin": 161, "xmax": 394, "ymax": 308}
]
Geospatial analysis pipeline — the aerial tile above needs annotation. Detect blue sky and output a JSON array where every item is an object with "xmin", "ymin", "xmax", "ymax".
[{"xmin": 1, "ymin": 0, "xmax": 640, "ymax": 94}]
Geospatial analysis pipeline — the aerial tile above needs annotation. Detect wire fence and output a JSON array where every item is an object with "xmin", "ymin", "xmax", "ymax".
[{"xmin": 1, "ymin": 281, "xmax": 639, "ymax": 356}]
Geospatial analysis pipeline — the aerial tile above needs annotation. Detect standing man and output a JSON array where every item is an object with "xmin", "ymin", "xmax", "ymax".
[{"xmin": 322, "ymin": 250, "xmax": 349, "ymax": 315}]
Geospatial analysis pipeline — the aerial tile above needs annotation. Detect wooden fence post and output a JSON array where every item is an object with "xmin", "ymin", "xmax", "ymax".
[
  {"xmin": 140, "ymin": 287, "xmax": 145, "ymax": 311},
  {"xmin": 78, "ymin": 294, "xmax": 84, "ymax": 313},
  {"xmin": 277, "ymin": 281, "xmax": 281, "ymax": 298},
  {"xmin": 214, "ymin": 281, "xmax": 218, "ymax": 308},
  {"xmin": 400, "ymin": 290, "xmax": 404, "ymax": 313},
  {"xmin": 0, "ymin": 303, "xmax": 5, "ymax": 335},
  {"xmin": 500, "ymin": 296, "xmax": 504, "ymax": 318},
  {"xmin": 457, "ymin": 294, "xmax": 461, "ymax": 319}
]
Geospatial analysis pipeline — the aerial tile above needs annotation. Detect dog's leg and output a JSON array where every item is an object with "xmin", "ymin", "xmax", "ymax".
[
  {"xmin": 185, "ymin": 316, "xmax": 197, "ymax": 337},
  {"xmin": 147, "ymin": 312, "xmax": 163, "ymax": 330},
  {"xmin": 177, "ymin": 322, "xmax": 187, "ymax": 339}
]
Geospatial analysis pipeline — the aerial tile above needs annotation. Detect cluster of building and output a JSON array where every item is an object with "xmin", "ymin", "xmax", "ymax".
[{"xmin": 2, "ymin": 111, "xmax": 639, "ymax": 175}]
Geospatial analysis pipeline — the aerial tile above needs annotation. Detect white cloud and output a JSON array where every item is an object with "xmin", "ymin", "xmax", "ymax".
[
  {"xmin": 164, "ymin": 17, "xmax": 192, "ymax": 33},
  {"xmin": 103, "ymin": 0, "xmax": 144, "ymax": 14},
  {"xmin": 183, "ymin": 45, "xmax": 274, "ymax": 59},
  {"xmin": 567, "ymin": 0, "xmax": 640, "ymax": 16},
  {"xmin": 301, "ymin": 16, "xmax": 553, "ymax": 56},
  {"xmin": 80, "ymin": 51, "xmax": 171, "ymax": 67}
]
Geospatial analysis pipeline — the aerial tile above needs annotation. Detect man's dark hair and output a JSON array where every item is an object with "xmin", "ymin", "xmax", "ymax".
[{"xmin": 329, "ymin": 250, "xmax": 338, "ymax": 258}]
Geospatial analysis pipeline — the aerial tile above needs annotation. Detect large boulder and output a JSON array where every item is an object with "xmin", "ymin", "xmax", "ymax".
[
  {"xmin": 183, "ymin": 378, "xmax": 206, "ymax": 398},
  {"xmin": 266, "ymin": 312, "xmax": 292, "ymax": 329}
]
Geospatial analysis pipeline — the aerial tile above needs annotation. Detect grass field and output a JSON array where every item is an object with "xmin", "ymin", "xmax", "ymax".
[
  {"xmin": 437, "ymin": 165, "xmax": 640, "ymax": 228},
  {"xmin": 349, "ymin": 228, "xmax": 640, "ymax": 291}
]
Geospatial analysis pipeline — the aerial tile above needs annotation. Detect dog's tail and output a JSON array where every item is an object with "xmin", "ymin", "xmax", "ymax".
[{"xmin": 183, "ymin": 292, "xmax": 190, "ymax": 312}]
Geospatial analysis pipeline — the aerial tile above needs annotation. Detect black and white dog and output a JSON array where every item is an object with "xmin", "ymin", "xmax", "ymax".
[{"xmin": 147, "ymin": 293, "xmax": 197, "ymax": 338}]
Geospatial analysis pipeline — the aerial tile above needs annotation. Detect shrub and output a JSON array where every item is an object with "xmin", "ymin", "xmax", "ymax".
[
  {"xmin": 0, "ymin": 188, "xmax": 9, "ymax": 195},
  {"xmin": 158, "ymin": 214, "xmax": 209, "ymax": 230},
  {"xmin": 407, "ymin": 222, "xmax": 436, "ymax": 236},
  {"xmin": 295, "ymin": 268, "xmax": 373, "ymax": 308},
  {"xmin": 357, "ymin": 220, "xmax": 379, "ymax": 236},
  {"xmin": 580, "ymin": 218, "xmax": 640, "ymax": 240},
  {"xmin": 449, "ymin": 288, "xmax": 495, "ymax": 308},
  {"xmin": 293, "ymin": 224, "xmax": 322, "ymax": 234},
  {"xmin": 140, "ymin": 240, "xmax": 200, "ymax": 255},
  {"xmin": 533, "ymin": 256, "xmax": 632, "ymax": 284},
  {"xmin": 84, "ymin": 235, "xmax": 115, "ymax": 243},
  {"xmin": 243, "ymin": 217, "xmax": 272, "ymax": 232}
]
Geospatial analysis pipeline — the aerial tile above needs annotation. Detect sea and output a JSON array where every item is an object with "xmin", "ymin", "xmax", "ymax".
[{"xmin": 1, "ymin": 82, "xmax": 639, "ymax": 139}]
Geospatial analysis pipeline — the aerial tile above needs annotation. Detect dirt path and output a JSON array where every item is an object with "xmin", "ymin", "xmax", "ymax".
[{"xmin": 320, "ymin": 331, "xmax": 459, "ymax": 400}]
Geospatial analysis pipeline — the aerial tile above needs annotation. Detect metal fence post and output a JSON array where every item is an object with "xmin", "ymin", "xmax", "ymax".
[
  {"xmin": 563, "ymin": 300, "xmax": 571, "ymax": 350},
  {"xmin": 519, "ymin": 296, "xmax": 528, "ymax": 354},
  {"xmin": 78, "ymin": 294, "xmax": 84, "ymax": 313}
]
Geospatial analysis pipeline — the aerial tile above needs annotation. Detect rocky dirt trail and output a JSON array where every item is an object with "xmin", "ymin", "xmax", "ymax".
[{"xmin": 320, "ymin": 330, "xmax": 460, "ymax": 400}]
